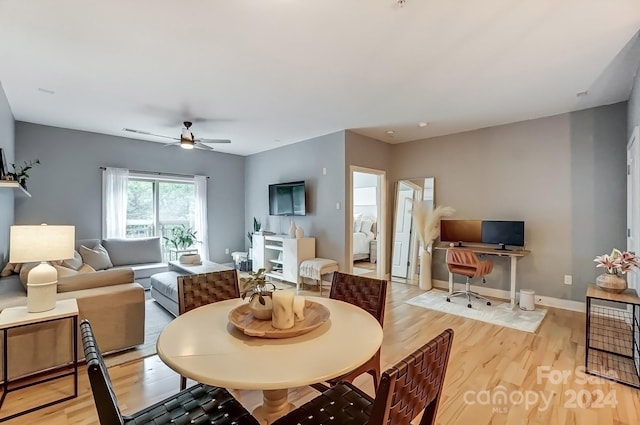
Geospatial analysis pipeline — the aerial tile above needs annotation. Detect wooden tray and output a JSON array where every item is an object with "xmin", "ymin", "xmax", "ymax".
[{"xmin": 228, "ymin": 300, "xmax": 330, "ymax": 339}]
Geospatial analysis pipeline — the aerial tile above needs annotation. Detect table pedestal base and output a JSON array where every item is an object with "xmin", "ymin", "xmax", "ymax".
[{"xmin": 253, "ymin": 389, "xmax": 294, "ymax": 425}]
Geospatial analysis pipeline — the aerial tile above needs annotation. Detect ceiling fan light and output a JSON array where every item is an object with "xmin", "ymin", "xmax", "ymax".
[
  {"xmin": 180, "ymin": 139, "xmax": 195, "ymax": 149},
  {"xmin": 181, "ymin": 129, "xmax": 193, "ymax": 141}
]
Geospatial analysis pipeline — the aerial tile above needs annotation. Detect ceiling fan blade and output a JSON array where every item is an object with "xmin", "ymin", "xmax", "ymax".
[
  {"xmin": 194, "ymin": 142, "xmax": 214, "ymax": 151},
  {"xmin": 163, "ymin": 142, "xmax": 180, "ymax": 147},
  {"xmin": 123, "ymin": 128, "xmax": 179, "ymax": 141},
  {"xmin": 195, "ymin": 138, "xmax": 231, "ymax": 144}
]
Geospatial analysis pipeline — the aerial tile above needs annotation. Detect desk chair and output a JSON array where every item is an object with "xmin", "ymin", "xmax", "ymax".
[
  {"xmin": 273, "ymin": 328, "xmax": 454, "ymax": 425},
  {"xmin": 81, "ymin": 320, "xmax": 259, "ymax": 425},
  {"xmin": 177, "ymin": 269, "xmax": 240, "ymax": 389},
  {"xmin": 445, "ymin": 248, "xmax": 493, "ymax": 308}
]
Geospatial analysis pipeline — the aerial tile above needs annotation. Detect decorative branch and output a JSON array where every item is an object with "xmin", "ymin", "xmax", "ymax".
[{"xmin": 411, "ymin": 202, "xmax": 455, "ymax": 246}]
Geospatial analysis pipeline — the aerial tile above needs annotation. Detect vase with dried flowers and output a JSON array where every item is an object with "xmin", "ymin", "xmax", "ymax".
[
  {"xmin": 411, "ymin": 202, "xmax": 455, "ymax": 290},
  {"xmin": 593, "ymin": 249, "xmax": 639, "ymax": 293}
]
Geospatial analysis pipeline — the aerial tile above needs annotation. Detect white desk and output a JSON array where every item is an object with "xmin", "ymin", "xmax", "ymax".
[
  {"xmin": 434, "ymin": 244, "xmax": 530, "ymax": 308},
  {"xmin": 156, "ymin": 297, "xmax": 383, "ymax": 424}
]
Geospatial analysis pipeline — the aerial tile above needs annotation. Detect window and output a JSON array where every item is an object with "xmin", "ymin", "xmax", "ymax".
[{"xmin": 126, "ymin": 175, "xmax": 196, "ymax": 260}]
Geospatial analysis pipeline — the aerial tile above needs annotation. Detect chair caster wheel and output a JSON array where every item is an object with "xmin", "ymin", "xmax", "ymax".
[
  {"xmin": 446, "ymin": 298, "xmax": 451, "ymax": 302},
  {"xmin": 487, "ymin": 301, "xmax": 491, "ymax": 306},
  {"xmin": 467, "ymin": 304, "xmax": 472, "ymax": 308}
]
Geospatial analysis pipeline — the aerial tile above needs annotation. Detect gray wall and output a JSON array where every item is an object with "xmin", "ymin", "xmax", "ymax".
[
  {"xmin": 630, "ymin": 62, "xmax": 640, "ymax": 138},
  {"xmin": 390, "ymin": 102, "xmax": 627, "ymax": 302},
  {"xmin": 244, "ymin": 132, "xmax": 346, "ymax": 268},
  {"xmin": 0, "ymin": 83, "xmax": 14, "ymax": 268},
  {"xmin": 345, "ymin": 131, "xmax": 392, "ymax": 271},
  {"xmin": 14, "ymin": 123, "xmax": 246, "ymax": 263}
]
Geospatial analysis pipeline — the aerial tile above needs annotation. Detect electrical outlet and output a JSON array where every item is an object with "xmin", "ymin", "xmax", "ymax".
[
  {"xmin": 225, "ymin": 248, "xmax": 230, "ymax": 255},
  {"xmin": 564, "ymin": 275, "xmax": 572, "ymax": 285}
]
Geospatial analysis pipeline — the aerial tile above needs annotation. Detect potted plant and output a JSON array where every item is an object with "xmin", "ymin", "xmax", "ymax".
[
  {"xmin": 9, "ymin": 159, "xmax": 40, "ymax": 190},
  {"xmin": 240, "ymin": 268, "xmax": 276, "ymax": 320},
  {"xmin": 594, "ymin": 249, "xmax": 639, "ymax": 293},
  {"xmin": 163, "ymin": 224, "xmax": 198, "ymax": 250}
]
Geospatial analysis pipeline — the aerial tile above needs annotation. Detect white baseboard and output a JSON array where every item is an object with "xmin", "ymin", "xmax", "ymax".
[{"xmin": 432, "ymin": 279, "xmax": 585, "ymax": 313}]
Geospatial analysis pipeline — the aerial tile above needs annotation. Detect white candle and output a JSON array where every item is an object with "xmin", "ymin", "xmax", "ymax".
[
  {"xmin": 272, "ymin": 291, "xmax": 295, "ymax": 329},
  {"xmin": 293, "ymin": 295, "xmax": 305, "ymax": 321}
]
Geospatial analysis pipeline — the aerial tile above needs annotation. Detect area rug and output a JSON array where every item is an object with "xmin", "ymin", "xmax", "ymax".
[
  {"xmin": 104, "ymin": 298, "xmax": 173, "ymax": 367},
  {"xmin": 406, "ymin": 290, "xmax": 547, "ymax": 333}
]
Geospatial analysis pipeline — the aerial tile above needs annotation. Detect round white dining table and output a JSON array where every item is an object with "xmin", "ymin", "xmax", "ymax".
[{"xmin": 156, "ymin": 296, "xmax": 383, "ymax": 424}]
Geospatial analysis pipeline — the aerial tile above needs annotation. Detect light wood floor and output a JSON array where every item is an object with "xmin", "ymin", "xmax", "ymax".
[{"xmin": 3, "ymin": 282, "xmax": 639, "ymax": 425}]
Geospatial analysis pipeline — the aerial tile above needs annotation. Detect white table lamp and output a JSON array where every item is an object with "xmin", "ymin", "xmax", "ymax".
[{"xmin": 9, "ymin": 224, "xmax": 75, "ymax": 313}]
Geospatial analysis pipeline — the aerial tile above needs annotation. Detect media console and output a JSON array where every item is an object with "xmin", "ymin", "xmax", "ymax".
[{"xmin": 433, "ymin": 243, "xmax": 530, "ymax": 308}]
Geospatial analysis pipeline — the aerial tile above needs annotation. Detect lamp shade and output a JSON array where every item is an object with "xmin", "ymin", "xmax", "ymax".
[{"xmin": 9, "ymin": 225, "xmax": 75, "ymax": 263}]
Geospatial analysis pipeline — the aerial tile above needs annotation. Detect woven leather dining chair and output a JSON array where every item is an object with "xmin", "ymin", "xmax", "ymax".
[
  {"xmin": 317, "ymin": 272, "xmax": 388, "ymax": 391},
  {"xmin": 80, "ymin": 320, "xmax": 259, "ymax": 425},
  {"xmin": 177, "ymin": 269, "xmax": 241, "ymax": 389},
  {"xmin": 273, "ymin": 328, "xmax": 454, "ymax": 425}
]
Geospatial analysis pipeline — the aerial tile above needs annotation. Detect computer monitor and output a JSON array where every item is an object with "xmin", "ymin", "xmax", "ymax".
[
  {"xmin": 440, "ymin": 220, "xmax": 482, "ymax": 245},
  {"xmin": 481, "ymin": 221, "xmax": 525, "ymax": 248}
]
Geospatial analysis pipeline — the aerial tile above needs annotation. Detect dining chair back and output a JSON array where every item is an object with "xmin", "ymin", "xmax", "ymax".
[
  {"xmin": 325, "ymin": 272, "xmax": 388, "ymax": 389},
  {"xmin": 177, "ymin": 269, "xmax": 241, "ymax": 388},
  {"xmin": 81, "ymin": 319, "xmax": 259, "ymax": 425},
  {"xmin": 273, "ymin": 328, "xmax": 454, "ymax": 425},
  {"xmin": 177, "ymin": 269, "xmax": 241, "ymax": 315}
]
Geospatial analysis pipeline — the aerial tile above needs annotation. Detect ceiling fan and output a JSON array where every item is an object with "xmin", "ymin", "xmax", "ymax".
[{"xmin": 123, "ymin": 121, "xmax": 231, "ymax": 151}]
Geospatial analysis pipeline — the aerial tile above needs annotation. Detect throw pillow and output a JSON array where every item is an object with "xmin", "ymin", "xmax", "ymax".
[
  {"xmin": 53, "ymin": 265, "xmax": 79, "ymax": 279},
  {"xmin": 360, "ymin": 219, "xmax": 374, "ymax": 234},
  {"xmin": 61, "ymin": 250, "xmax": 84, "ymax": 271},
  {"xmin": 78, "ymin": 263, "xmax": 96, "ymax": 273},
  {"xmin": 1, "ymin": 262, "xmax": 17, "ymax": 277},
  {"xmin": 18, "ymin": 262, "xmax": 40, "ymax": 290},
  {"xmin": 354, "ymin": 213, "xmax": 363, "ymax": 232},
  {"xmin": 79, "ymin": 244, "xmax": 113, "ymax": 271}
]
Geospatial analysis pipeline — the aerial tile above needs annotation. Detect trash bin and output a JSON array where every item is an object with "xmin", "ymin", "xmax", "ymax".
[{"xmin": 519, "ymin": 289, "xmax": 535, "ymax": 311}]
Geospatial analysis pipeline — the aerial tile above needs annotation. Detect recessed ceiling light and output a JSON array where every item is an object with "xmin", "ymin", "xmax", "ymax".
[
  {"xmin": 576, "ymin": 91, "xmax": 588, "ymax": 97},
  {"xmin": 386, "ymin": 130, "xmax": 395, "ymax": 135},
  {"xmin": 418, "ymin": 122, "xmax": 428, "ymax": 128},
  {"xmin": 38, "ymin": 88, "xmax": 55, "ymax": 95}
]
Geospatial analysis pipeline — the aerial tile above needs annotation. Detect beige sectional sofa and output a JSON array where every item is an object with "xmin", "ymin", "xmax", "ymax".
[
  {"xmin": 0, "ymin": 268, "xmax": 144, "ymax": 381},
  {"xmin": 0, "ymin": 237, "xmax": 169, "ymax": 381}
]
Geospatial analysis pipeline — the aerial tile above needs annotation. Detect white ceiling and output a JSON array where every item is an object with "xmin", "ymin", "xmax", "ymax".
[{"xmin": 1, "ymin": 0, "xmax": 639, "ymax": 156}]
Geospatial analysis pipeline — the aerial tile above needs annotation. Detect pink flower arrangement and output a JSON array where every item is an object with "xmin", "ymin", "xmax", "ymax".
[{"xmin": 594, "ymin": 249, "xmax": 639, "ymax": 275}]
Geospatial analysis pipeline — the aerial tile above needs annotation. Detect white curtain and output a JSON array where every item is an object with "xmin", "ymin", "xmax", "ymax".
[
  {"xmin": 194, "ymin": 175, "xmax": 209, "ymax": 260},
  {"xmin": 102, "ymin": 167, "xmax": 129, "ymax": 239}
]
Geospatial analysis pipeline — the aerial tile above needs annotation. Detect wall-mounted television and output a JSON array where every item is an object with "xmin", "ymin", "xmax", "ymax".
[
  {"xmin": 481, "ymin": 220, "xmax": 525, "ymax": 248},
  {"xmin": 269, "ymin": 181, "xmax": 306, "ymax": 216}
]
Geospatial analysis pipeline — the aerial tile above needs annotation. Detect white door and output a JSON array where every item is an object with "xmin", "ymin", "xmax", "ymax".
[
  {"xmin": 628, "ymin": 127, "xmax": 639, "ymax": 291},
  {"xmin": 391, "ymin": 185, "xmax": 413, "ymax": 277}
]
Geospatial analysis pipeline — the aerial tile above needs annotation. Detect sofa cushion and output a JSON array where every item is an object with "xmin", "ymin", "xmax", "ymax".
[
  {"xmin": 57, "ymin": 268, "xmax": 135, "ymax": 293},
  {"xmin": 129, "ymin": 262, "xmax": 168, "ymax": 279},
  {"xmin": 150, "ymin": 271, "xmax": 186, "ymax": 303},
  {"xmin": 79, "ymin": 244, "xmax": 113, "ymax": 271},
  {"xmin": 76, "ymin": 239, "xmax": 101, "ymax": 252},
  {"xmin": 54, "ymin": 265, "xmax": 79, "ymax": 278},
  {"xmin": 102, "ymin": 237, "xmax": 163, "ymax": 266}
]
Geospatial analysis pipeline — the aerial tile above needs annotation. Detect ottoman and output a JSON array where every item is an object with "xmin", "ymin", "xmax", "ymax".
[
  {"xmin": 150, "ymin": 271, "xmax": 188, "ymax": 317},
  {"xmin": 299, "ymin": 258, "xmax": 339, "ymax": 296}
]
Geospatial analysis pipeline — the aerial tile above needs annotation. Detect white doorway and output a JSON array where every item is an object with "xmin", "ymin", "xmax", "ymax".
[
  {"xmin": 627, "ymin": 126, "xmax": 639, "ymax": 292},
  {"xmin": 349, "ymin": 167, "xmax": 386, "ymax": 279}
]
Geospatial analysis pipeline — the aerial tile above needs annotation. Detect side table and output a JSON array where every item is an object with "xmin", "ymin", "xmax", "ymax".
[
  {"xmin": 0, "ymin": 299, "xmax": 79, "ymax": 421},
  {"xmin": 585, "ymin": 284, "xmax": 640, "ymax": 388},
  {"xmin": 369, "ymin": 240, "xmax": 377, "ymax": 264}
]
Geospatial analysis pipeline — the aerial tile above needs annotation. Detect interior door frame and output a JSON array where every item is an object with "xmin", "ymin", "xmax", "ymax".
[
  {"xmin": 348, "ymin": 166, "xmax": 387, "ymax": 278},
  {"xmin": 627, "ymin": 126, "xmax": 639, "ymax": 291}
]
